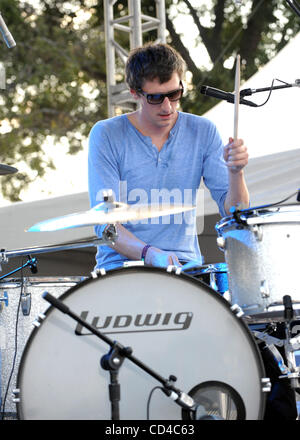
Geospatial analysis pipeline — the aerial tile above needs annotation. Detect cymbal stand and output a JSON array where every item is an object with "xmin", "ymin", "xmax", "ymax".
[
  {"xmin": 281, "ymin": 296, "xmax": 300, "ymax": 388},
  {"xmin": 0, "ymin": 224, "xmax": 118, "ymax": 268},
  {"xmin": 42, "ymin": 292, "xmax": 196, "ymax": 420}
]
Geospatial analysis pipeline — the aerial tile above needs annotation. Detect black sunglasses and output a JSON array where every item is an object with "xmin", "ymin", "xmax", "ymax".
[{"xmin": 138, "ymin": 81, "xmax": 184, "ymax": 105}]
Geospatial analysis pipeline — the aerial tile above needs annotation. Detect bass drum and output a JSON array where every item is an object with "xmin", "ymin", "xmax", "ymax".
[{"xmin": 16, "ymin": 267, "xmax": 267, "ymax": 420}]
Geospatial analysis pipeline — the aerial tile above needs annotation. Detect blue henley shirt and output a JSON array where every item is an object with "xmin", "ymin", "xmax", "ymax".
[{"xmin": 88, "ymin": 111, "xmax": 229, "ymax": 270}]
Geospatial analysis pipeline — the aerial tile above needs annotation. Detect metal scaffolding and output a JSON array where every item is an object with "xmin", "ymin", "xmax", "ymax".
[{"xmin": 103, "ymin": 0, "xmax": 166, "ymax": 117}]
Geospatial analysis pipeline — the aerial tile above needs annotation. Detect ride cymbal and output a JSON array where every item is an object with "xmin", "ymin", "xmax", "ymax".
[{"xmin": 27, "ymin": 202, "xmax": 195, "ymax": 232}]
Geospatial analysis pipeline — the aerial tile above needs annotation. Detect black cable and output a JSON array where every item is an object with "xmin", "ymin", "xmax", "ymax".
[
  {"xmin": 256, "ymin": 190, "xmax": 299, "ymax": 210},
  {"xmin": 235, "ymin": 190, "xmax": 299, "ymax": 220},
  {"xmin": 146, "ymin": 386, "xmax": 164, "ymax": 420},
  {"xmin": 254, "ymin": 78, "xmax": 291, "ymax": 107},
  {"xmin": 0, "ymin": 259, "xmax": 24, "ymax": 420}
]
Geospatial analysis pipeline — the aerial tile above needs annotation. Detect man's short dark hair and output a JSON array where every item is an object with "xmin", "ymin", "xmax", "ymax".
[{"xmin": 125, "ymin": 42, "xmax": 186, "ymax": 91}]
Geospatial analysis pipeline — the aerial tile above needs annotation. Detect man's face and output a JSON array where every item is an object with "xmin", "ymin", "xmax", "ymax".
[{"xmin": 132, "ymin": 72, "xmax": 182, "ymax": 130}]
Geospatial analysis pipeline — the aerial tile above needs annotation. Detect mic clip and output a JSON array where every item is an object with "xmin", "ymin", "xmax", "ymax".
[
  {"xmin": 161, "ymin": 378, "xmax": 196, "ymax": 410},
  {"xmin": 27, "ymin": 255, "xmax": 38, "ymax": 274}
]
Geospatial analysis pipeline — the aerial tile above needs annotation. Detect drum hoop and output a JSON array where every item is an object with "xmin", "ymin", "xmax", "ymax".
[
  {"xmin": 216, "ymin": 203, "xmax": 300, "ymax": 231},
  {"xmin": 0, "ymin": 276, "xmax": 85, "ymax": 289},
  {"xmin": 16, "ymin": 265, "xmax": 266, "ymax": 420}
]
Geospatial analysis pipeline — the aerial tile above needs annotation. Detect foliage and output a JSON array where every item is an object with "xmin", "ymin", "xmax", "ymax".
[{"xmin": 0, "ymin": 0, "xmax": 107, "ymax": 201}]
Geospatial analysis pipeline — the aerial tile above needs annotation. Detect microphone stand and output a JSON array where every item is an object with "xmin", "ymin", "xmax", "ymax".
[
  {"xmin": 42, "ymin": 291, "xmax": 196, "ymax": 420},
  {"xmin": 0, "ymin": 256, "xmax": 37, "ymax": 280},
  {"xmin": 240, "ymin": 81, "xmax": 298, "ymax": 97}
]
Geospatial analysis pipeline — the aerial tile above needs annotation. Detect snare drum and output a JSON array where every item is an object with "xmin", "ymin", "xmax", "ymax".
[
  {"xmin": 16, "ymin": 267, "xmax": 267, "ymax": 420},
  {"xmin": 216, "ymin": 204, "xmax": 300, "ymax": 322},
  {"xmin": 186, "ymin": 263, "xmax": 228, "ymax": 295}
]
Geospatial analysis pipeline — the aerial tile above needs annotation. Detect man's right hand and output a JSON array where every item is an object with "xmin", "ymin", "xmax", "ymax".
[{"xmin": 144, "ymin": 246, "xmax": 182, "ymax": 268}]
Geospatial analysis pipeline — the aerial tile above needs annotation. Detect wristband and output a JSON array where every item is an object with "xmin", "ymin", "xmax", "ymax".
[{"xmin": 141, "ymin": 244, "xmax": 151, "ymax": 261}]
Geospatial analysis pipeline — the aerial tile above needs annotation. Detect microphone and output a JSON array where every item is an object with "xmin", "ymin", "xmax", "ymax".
[
  {"xmin": 0, "ymin": 12, "xmax": 16, "ymax": 48},
  {"xmin": 161, "ymin": 387, "xmax": 195, "ymax": 410},
  {"xmin": 200, "ymin": 85, "xmax": 258, "ymax": 107}
]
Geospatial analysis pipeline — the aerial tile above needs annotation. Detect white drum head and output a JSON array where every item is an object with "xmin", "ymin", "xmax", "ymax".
[{"xmin": 16, "ymin": 267, "xmax": 266, "ymax": 420}]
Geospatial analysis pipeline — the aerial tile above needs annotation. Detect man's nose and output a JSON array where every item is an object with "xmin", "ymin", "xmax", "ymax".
[{"xmin": 160, "ymin": 96, "xmax": 172, "ymax": 110}]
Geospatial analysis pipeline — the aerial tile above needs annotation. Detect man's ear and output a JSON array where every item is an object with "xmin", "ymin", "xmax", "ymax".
[{"xmin": 130, "ymin": 88, "xmax": 139, "ymax": 100}]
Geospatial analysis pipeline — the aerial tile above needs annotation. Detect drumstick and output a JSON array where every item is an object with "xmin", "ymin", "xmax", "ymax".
[
  {"xmin": 233, "ymin": 54, "xmax": 247, "ymax": 209},
  {"xmin": 234, "ymin": 54, "xmax": 240, "ymax": 141}
]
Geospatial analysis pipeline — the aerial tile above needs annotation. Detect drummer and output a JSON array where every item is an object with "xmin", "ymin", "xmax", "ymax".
[
  {"xmin": 88, "ymin": 42, "xmax": 298, "ymax": 421},
  {"xmin": 88, "ymin": 42, "xmax": 249, "ymax": 272}
]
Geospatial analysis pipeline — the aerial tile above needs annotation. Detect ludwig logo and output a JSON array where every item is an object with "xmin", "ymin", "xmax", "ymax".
[{"xmin": 75, "ymin": 311, "xmax": 193, "ymax": 335}]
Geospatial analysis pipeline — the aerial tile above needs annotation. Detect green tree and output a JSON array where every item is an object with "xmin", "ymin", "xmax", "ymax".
[
  {"xmin": 0, "ymin": 0, "xmax": 299, "ymax": 202},
  {"xmin": 0, "ymin": 0, "xmax": 107, "ymax": 201}
]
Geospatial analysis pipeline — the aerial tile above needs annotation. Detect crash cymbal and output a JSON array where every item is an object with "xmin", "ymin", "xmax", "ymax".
[
  {"xmin": 0, "ymin": 164, "xmax": 18, "ymax": 175},
  {"xmin": 27, "ymin": 201, "xmax": 195, "ymax": 232}
]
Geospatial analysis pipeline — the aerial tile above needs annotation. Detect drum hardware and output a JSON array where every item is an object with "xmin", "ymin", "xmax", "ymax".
[
  {"xmin": 179, "ymin": 260, "xmax": 203, "ymax": 272},
  {"xmin": 102, "ymin": 223, "xmax": 118, "ymax": 245},
  {"xmin": 261, "ymin": 378, "xmax": 272, "ymax": 393},
  {"xmin": 228, "ymin": 189, "xmax": 300, "ymax": 222},
  {"xmin": 0, "ymin": 257, "xmax": 37, "ymax": 316},
  {"xmin": 1, "ymin": 237, "xmax": 112, "ymax": 263},
  {"xmin": 0, "ymin": 291, "xmax": 8, "ymax": 311},
  {"xmin": 12, "ymin": 389, "xmax": 20, "ymax": 404},
  {"xmin": 42, "ymin": 290, "xmax": 197, "ymax": 420},
  {"xmin": 252, "ymin": 318, "xmax": 300, "ymax": 390},
  {"xmin": 279, "ymin": 336, "xmax": 300, "ymax": 389},
  {"xmin": 283, "ymin": 295, "xmax": 294, "ymax": 321},
  {"xmin": 123, "ymin": 260, "xmax": 144, "ymax": 267},
  {"xmin": 260, "ymin": 281, "xmax": 270, "ymax": 299},
  {"xmin": 282, "ymin": 310, "xmax": 300, "ymax": 389},
  {"xmin": 166, "ymin": 264, "xmax": 180, "ymax": 273},
  {"xmin": 20, "ymin": 290, "xmax": 31, "ymax": 317},
  {"xmin": 91, "ymin": 267, "xmax": 107, "ymax": 278},
  {"xmin": 252, "ymin": 330, "xmax": 285, "ymax": 348},
  {"xmin": 250, "ymin": 224, "xmax": 263, "ymax": 241},
  {"xmin": 230, "ymin": 304, "xmax": 244, "ymax": 318},
  {"xmin": 179, "ymin": 262, "xmax": 229, "ymax": 298},
  {"xmin": 216, "ymin": 236, "xmax": 225, "ymax": 250},
  {"xmin": 221, "ymin": 187, "xmax": 300, "ymax": 231}
]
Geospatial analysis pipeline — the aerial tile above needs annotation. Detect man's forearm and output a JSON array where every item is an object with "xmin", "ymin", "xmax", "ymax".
[
  {"xmin": 105, "ymin": 223, "xmax": 181, "ymax": 267},
  {"xmin": 224, "ymin": 170, "xmax": 249, "ymax": 215},
  {"xmin": 107, "ymin": 223, "xmax": 146, "ymax": 260}
]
